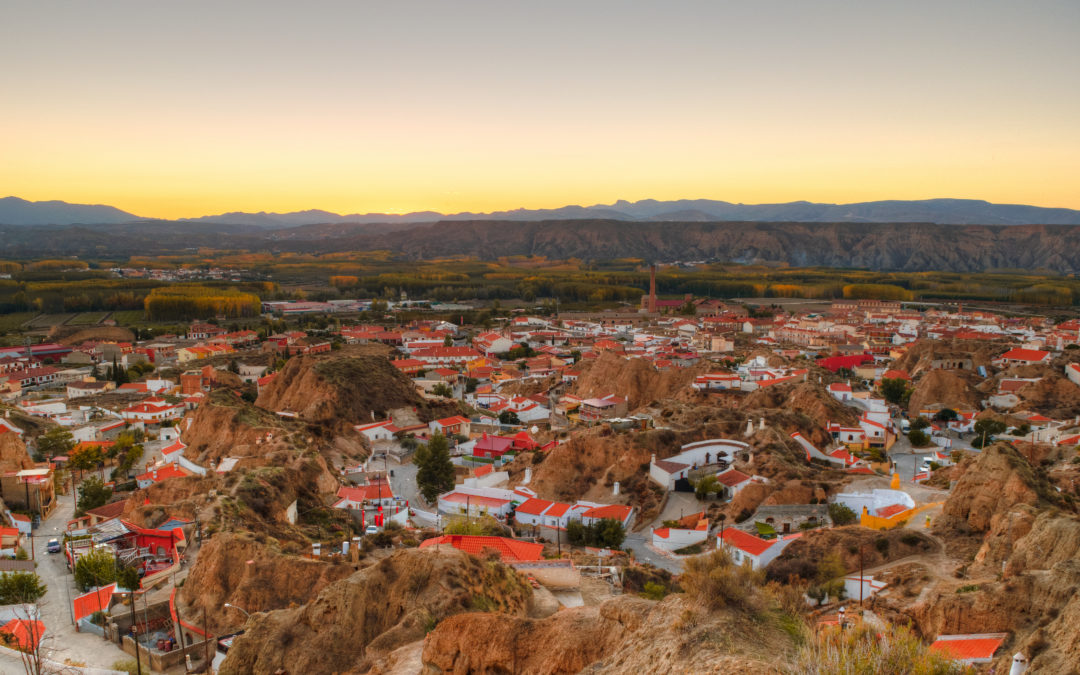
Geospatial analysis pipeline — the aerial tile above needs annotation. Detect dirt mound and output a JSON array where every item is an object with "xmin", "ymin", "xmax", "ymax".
[
  {"xmin": 766, "ymin": 526, "xmax": 937, "ymax": 583},
  {"xmin": 571, "ymin": 351, "xmax": 707, "ymax": 411},
  {"xmin": 181, "ymin": 389, "xmax": 304, "ymax": 464},
  {"xmin": 936, "ymin": 444, "xmax": 1047, "ymax": 535},
  {"xmin": 741, "ymin": 382, "xmax": 858, "ymax": 444},
  {"xmin": 422, "ymin": 593, "xmax": 794, "ymax": 674},
  {"xmin": 53, "ymin": 325, "xmax": 135, "ymax": 345},
  {"xmin": 178, "ymin": 532, "xmax": 354, "ymax": 636},
  {"xmin": 1014, "ymin": 373, "xmax": 1080, "ymax": 418},
  {"xmin": 219, "ymin": 547, "xmax": 532, "ymax": 674},
  {"xmin": 907, "ymin": 368, "xmax": 981, "ymax": 416},
  {"xmin": 891, "ymin": 338, "xmax": 1007, "ymax": 378},
  {"xmin": 256, "ymin": 345, "xmax": 459, "ymax": 432},
  {"xmin": 0, "ymin": 430, "xmax": 34, "ymax": 472}
]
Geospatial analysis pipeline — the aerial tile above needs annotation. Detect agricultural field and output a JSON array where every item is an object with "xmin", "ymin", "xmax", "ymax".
[
  {"xmin": 24, "ymin": 313, "xmax": 76, "ymax": 329},
  {"xmin": 0, "ymin": 312, "xmax": 37, "ymax": 333},
  {"xmin": 110, "ymin": 310, "xmax": 147, "ymax": 325},
  {"xmin": 67, "ymin": 311, "xmax": 111, "ymax": 326}
]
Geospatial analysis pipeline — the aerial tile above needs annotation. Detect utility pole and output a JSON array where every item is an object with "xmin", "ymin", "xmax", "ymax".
[
  {"xmin": 859, "ymin": 543, "xmax": 864, "ymax": 608},
  {"xmin": 128, "ymin": 594, "xmax": 143, "ymax": 675},
  {"xmin": 203, "ymin": 608, "xmax": 211, "ymax": 670}
]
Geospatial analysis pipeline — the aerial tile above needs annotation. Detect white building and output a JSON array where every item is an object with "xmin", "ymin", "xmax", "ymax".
[{"xmin": 649, "ymin": 439, "xmax": 749, "ymax": 490}]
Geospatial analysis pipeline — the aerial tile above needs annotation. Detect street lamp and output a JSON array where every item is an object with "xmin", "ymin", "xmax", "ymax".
[
  {"xmin": 124, "ymin": 591, "xmax": 143, "ymax": 675},
  {"xmin": 223, "ymin": 603, "xmax": 250, "ymax": 619},
  {"xmin": 838, "ymin": 606, "xmax": 846, "ymax": 629}
]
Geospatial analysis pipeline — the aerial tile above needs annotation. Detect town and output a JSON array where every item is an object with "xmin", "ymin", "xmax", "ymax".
[{"xmin": 0, "ymin": 274, "xmax": 1074, "ymax": 673}]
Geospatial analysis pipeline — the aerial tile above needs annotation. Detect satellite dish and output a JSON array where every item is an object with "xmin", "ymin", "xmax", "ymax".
[{"xmin": 530, "ymin": 426, "xmax": 539, "ymax": 434}]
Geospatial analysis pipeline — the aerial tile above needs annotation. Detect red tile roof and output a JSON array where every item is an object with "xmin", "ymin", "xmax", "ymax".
[
  {"xmin": 719, "ymin": 528, "xmax": 775, "ymax": 557},
  {"xmin": 1, "ymin": 618, "xmax": 45, "ymax": 650},
  {"xmin": 929, "ymin": 634, "xmax": 1006, "ymax": 662},
  {"xmin": 580, "ymin": 504, "xmax": 633, "ymax": 522},
  {"xmin": 419, "ymin": 535, "xmax": 543, "ymax": 563},
  {"xmin": 716, "ymin": 469, "xmax": 751, "ymax": 488},
  {"xmin": 875, "ymin": 503, "xmax": 909, "ymax": 519},
  {"xmin": 514, "ymin": 498, "xmax": 553, "ymax": 516},
  {"xmin": 998, "ymin": 348, "xmax": 1049, "ymax": 362}
]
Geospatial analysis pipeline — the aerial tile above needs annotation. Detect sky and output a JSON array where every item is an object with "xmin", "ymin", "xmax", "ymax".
[{"xmin": 1, "ymin": 1, "xmax": 1078, "ymax": 219}]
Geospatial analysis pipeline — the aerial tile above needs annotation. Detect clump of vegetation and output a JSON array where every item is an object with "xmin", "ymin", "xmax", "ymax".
[
  {"xmin": 415, "ymin": 432, "xmax": 455, "ymax": 503},
  {"xmin": 566, "ymin": 518, "xmax": 625, "ymax": 549},
  {"xmin": 827, "ymin": 503, "xmax": 857, "ymax": 526},
  {"xmin": 794, "ymin": 623, "xmax": 964, "ymax": 674},
  {"xmin": 680, "ymin": 549, "xmax": 764, "ymax": 613}
]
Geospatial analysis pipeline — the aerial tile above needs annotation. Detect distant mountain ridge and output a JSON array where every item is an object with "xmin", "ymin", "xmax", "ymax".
[{"xmin": 4, "ymin": 196, "xmax": 1080, "ymax": 227}]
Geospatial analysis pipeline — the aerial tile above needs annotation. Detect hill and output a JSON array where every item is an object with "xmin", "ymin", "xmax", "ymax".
[{"xmin": 0, "ymin": 196, "xmax": 138, "ymax": 225}]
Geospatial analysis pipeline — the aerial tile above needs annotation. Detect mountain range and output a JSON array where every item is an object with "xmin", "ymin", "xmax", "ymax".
[{"xmin": 4, "ymin": 195, "xmax": 1080, "ymax": 227}]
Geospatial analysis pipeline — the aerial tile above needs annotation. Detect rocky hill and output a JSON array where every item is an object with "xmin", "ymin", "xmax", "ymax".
[
  {"xmin": 255, "ymin": 345, "xmax": 459, "ymax": 434},
  {"xmin": 570, "ymin": 351, "xmax": 707, "ymax": 411},
  {"xmin": 218, "ymin": 547, "xmax": 532, "ymax": 674}
]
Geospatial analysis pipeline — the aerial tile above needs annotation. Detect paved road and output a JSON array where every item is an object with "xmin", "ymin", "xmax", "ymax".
[
  {"xmin": 30, "ymin": 486, "xmax": 130, "ymax": 669},
  {"xmin": 622, "ymin": 534, "xmax": 684, "ymax": 574}
]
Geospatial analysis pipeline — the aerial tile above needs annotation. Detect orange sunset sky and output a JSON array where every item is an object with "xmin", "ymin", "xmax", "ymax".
[{"xmin": 1, "ymin": 1, "xmax": 1078, "ymax": 219}]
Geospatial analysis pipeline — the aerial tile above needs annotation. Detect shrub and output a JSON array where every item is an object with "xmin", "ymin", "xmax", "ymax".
[
  {"xmin": 956, "ymin": 584, "xmax": 980, "ymax": 593},
  {"xmin": 827, "ymin": 503, "xmax": 857, "ymax": 526},
  {"xmin": 794, "ymin": 623, "xmax": 965, "ymax": 674},
  {"xmin": 907, "ymin": 429, "xmax": 931, "ymax": 447},
  {"xmin": 680, "ymin": 550, "xmax": 764, "ymax": 613},
  {"xmin": 640, "ymin": 582, "xmax": 668, "ymax": 601},
  {"xmin": 874, "ymin": 537, "xmax": 890, "ymax": 555}
]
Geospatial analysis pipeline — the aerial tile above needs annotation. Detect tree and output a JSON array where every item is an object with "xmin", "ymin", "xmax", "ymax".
[
  {"xmin": 498, "ymin": 410, "xmax": 521, "ymax": 425},
  {"xmin": 116, "ymin": 565, "xmax": 141, "ymax": 592},
  {"xmin": 695, "ymin": 475, "xmax": 720, "ymax": 500},
  {"xmin": 910, "ymin": 416, "xmax": 930, "ymax": 431},
  {"xmin": 827, "ymin": 502, "xmax": 857, "ymax": 526},
  {"xmin": 415, "ymin": 433, "xmax": 455, "ymax": 503},
  {"xmin": 74, "ymin": 548, "xmax": 118, "ymax": 592},
  {"xmin": 0, "ymin": 572, "xmax": 46, "ymax": 606},
  {"xmin": 907, "ymin": 429, "xmax": 931, "ymax": 447},
  {"xmin": 879, "ymin": 377, "xmax": 909, "ymax": 405},
  {"xmin": 228, "ymin": 359, "xmax": 239, "ymax": 374},
  {"xmin": 972, "ymin": 418, "xmax": 1006, "ymax": 447},
  {"xmin": 934, "ymin": 408, "xmax": 958, "ymax": 423},
  {"xmin": 76, "ymin": 476, "xmax": 113, "ymax": 516},
  {"xmin": 68, "ymin": 444, "xmax": 103, "ymax": 483},
  {"xmin": 443, "ymin": 334, "xmax": 453, "ymax": 347},
  {"xmin": 35, "ymin": 427, "xmax": 74, "ymax": 459},
  {"xmin": 431, "ymin": 382, "xmax": 453, "ymax": 398}
]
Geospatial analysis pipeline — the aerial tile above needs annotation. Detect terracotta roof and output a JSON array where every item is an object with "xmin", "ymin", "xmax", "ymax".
[
  {"xmin": 419, "ymin": 535, "xmax": 543, "ymax": 563},
  {"xmin": 515, "ymin": 498, "xmax": 553, "ymax": 516},
  {"xmin": 719, "ymin": 528, "xmax": 775, "ymax": 557},
  {"xmin": 875, "ymin": 503, "xmax": 909, "ymax": 519},
  {"xmin": 86, "ymin": 500, "xmax": 127, "ymax": 520},
  {"xmin": 998, "ymin": 348, "xmax": 1049, "ymax": 362},
  {"xmin": 653, "ymin": 459, "xmax": 689, "ymax": 473},
  {"xmin": 928, "ymin": 634, "xmax": 1007, "ymax": 662},
  {"xmin": 580, "ymin": 504, "xmax": 632, "ymax": 522},
  {"xmin": 1, "ymin": 618, "xmax": 45, "ymax": 650},
  {"xmin": 716, "ymin": 469, "xmax": 751, "ymax": 488},
  {"xmin": 441, "ymin": 493, "xmax": 510, "ymax": 509}
]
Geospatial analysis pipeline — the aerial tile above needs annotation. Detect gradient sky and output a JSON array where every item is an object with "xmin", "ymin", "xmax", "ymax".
[{"xmin": 2, "ymin": 1, "xmax": 1078, "ymax": 218}]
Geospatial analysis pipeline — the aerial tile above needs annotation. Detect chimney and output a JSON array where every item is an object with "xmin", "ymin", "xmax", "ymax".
[
  {"xmin": 648, "ymin": 265, "xmax": 657, "ymax": 313},
  {"xmin": 651, "ymin": 453, "xmax": 656, "ymax": 465},
  {"xmin": 1009, "ymin": 653, "xmax": 1028, "ymax": 675},
  {"xmin": 613, "ymin": 481, "xmax": 620, "ymax": 496}
]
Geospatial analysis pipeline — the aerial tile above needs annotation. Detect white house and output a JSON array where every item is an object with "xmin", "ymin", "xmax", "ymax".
[
  {"xmin": 843, "ymin": 575, "xmax": 888, "ymax": 601},
  {"xmin": 1067, "ymin": 363, "xmax": 1080, "ymax": 387},
  {"xmin": 827, "ymin": 382, "xmax": 853, "ymax": 402},
  {"xmin": 649, "ymin": 439, "xmax": 749, "ymax": 490},
  {"xmin": 354, "ymin": 420, "xmax": 399, "ymax": 443},
  {"xmin": 719, "ymin": 529, "xmax": 800, "ymax": 570},
  {"xmin": 692, "ymin": 373, "xmax": 742, "ymax": 391},
  {"xmin": 429, "ymin": 415, "xmax": 471, "ymax": 438},
  {"xmin": 715, "ymin": 468, "xmax": 754, "ymax": 498},
  {"xmin": 832, "ymin": 489, "xmax": 915, "ymax": 521},
  {"xmin": 652, "ymin": 512, "xmax": 709, "ymax": 552}
]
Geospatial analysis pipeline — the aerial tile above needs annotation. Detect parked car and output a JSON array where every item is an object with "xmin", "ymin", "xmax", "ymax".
[
  {"xmin": 919, "ymin": 460, "xmax": 933, "ymax": 474},
  {"xmin": 365, "ymin": 525, "xmax": 379, "ymax": 536},
  {"xmin": 46, "ymin": 538, "xmax": 61, "ymax": 554}
]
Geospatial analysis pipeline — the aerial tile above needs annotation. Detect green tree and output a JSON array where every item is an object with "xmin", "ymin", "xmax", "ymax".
[
  {"xmin": 36, "ymin": 426, "xmax": 75, "ymax": 458},
  {"xmin": 910, "ymin": 416, "xmax": 930, "ymax": 431},
  {"xmin": 415, "ymin": 433, "xmax": 455, "ymax": 503},
  {"xmin": 907, "ymin": 429, "xmax": 931, "ymax": 447},
  {"xmin": 443, "ymin": 334, "xmax": 453, "ymax": 347},
  {"xmin": 74, "ymin": 548, "xmax": 118, "ymax": 591},
  {"xmin": 116, "ymin": 565, "xmax": 141, "ymax": 592},
  {"xmin": 827, "ymin": 502, "xmax": 857, "ymax": 526},
  {"xmin": 77, "ymin": 476, "xmax": 113, "ymax": 516},
  {"xmin": 972, "ymin": 418, "xmax": 1007, "ymax": 447},
  {"xmin": 0, "ymin": 572, "xmax": 47, "ymax": 604},
  {"xmin": 879, "ymin": 378, "xmax": 909, "ymax": 405},
  {"xmin": 695, "ymin": 474, "xmax": 720, "ymax": 500},
  {"xmin": 498, "ymin": 410, "xmax": 521, "ymax": 425},
  {"xmin": 431, "ymin": 382, "xmax": 453, "ymax": 398},
  {"xmin": 934, "ymin": 408, "xmax": 958, "ymax": 423}
]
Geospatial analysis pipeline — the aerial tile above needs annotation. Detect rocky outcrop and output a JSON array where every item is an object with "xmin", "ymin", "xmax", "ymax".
[
  {"xmin": 219, "ymin": 547, "xmax": 532, "ymax": 675},
  {"xmin": 178, "ymin": 533, "xmax": 354, "ymax": 636},
  {"xmin": 907, "ymin": 368, "xmax": 982, "ymax": 416},
  {"xmin": 255, "ymin": 345, "xmax": 458, "ymax": 433},
  {"xmin": 936, "ymin": 444, "xmax": 1041, "ymax": 534},
  {"xmin": 422, "ymin": 593, "xmax": 794, "ymax": 674},
  {"xmin": 0, "ymin": 430, "xmax": 34, "ymax": 472},
  {"xmin": 571, "ymin": 351, "xmax": 707, "ymax": 411}
]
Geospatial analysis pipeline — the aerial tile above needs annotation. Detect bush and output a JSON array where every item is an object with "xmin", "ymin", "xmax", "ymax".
[
  {"xmin": 794, "ymin": 623, "xmax": 965, "ymax": 674},
  {"xmin": 827, "ymin": 503, "xmax": 857, "ymax": 526},
  {"xmin": 680, "ymin": 550, "xmax": 764, "ymax": 612},
  {"xmin": 112, "ymin": 660, "xmax": 140, "ymax": 675},
  {"xmin": 565, "ymin": 518, "xmax": 625, "ymax": 549},
  {"xmin": 874, "ymin": 537, "xmax": 890, "ymax": 555},
  {"xmin": 640, "ymin": 582, "xmax": 668, "ymax": 601},
  {"xmin": 907, "ymin": 429, "xmax": 931, "ymax": 447}
]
